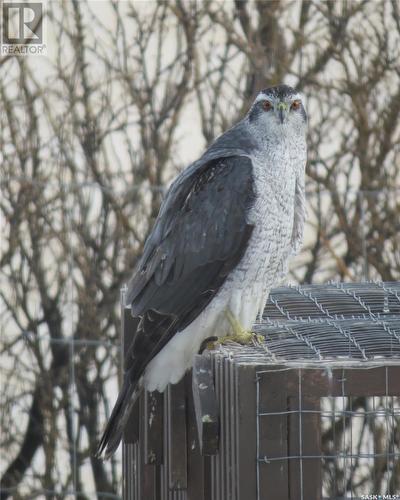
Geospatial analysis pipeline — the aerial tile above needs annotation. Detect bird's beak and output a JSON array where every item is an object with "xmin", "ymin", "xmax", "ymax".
[{"xmin": 276, "ymin": 101, "xmax": 289, "ymax": 124}]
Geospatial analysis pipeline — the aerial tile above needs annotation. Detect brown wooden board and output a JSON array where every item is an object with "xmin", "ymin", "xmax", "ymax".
[
  {"xmin": 257, "ymin": 368, "xmax": 290, "ymax": 499},
  {"xmin": 387, "ymin": 366, "xmax": 400, "ymax": 394},
  {"xmin": 224, "ymin": 356, "xmax": 233, "ymax": 500},
  {"xmin": 216, "ymin": 353, "xmax": 224, "ymax": 500},
  {"xmin": 287, "ymin": 369, "xmax": 322, "ymax": 500},
  {"xmin": 123, "ymin": 442, "xmax": 139, "ymax": 500},
  {"xmin": 300, "ymin": 397, "xmax": 322, "ymax": 500},
  {"xmin": 285, "ymin": 366, "xmax": 400, "ymax": 398},
  {"xmin": 228, "ymin": 356, "xmax": 237, "ymax": 500},
  {"xmin": 202, "ymin": 455, "xmax": 212, "ymax": 500},
  {"xmin": 167, "ymin": 379, "xmax": 188, "ymax": 490},
  {"xmin": 192, "ymin": 354, "xmax": 219, "ymax": 456},
  {"xmin": 144, "ymin": 390, "xmax": 164, "ymax": 465},
  {"xmin": 208, "ymin": 354, "xmax": 218, "ymax": 500},
  {"xmin": 186, "ymin": 372, "xmax": 208, "ymax": 500},
  {"xmin": 139, "ymin": 391, "xmax": 158, "ymax": 499},
  {"xmin": 235, "ymin": 362, "xmax": 258, "ymax": 500}
]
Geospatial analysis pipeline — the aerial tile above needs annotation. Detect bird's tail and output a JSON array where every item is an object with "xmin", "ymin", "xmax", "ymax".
[{"xmin": 95, "ymin": 376, "xmax": 142, "ymax": 459}]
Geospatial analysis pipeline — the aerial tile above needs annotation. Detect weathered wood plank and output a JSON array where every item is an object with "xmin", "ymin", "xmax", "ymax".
[
  {"xmin": 287, "ymin": 369, "xmax": 322, "ymax": 500},
  {"xmin": 192, "ymin": 354, "xmax": 219, "ymax": 456},
  {"xmin": 186, "ymin": 372, "xmax": 208, "ymax": 500},
  {"xmin": 144, "ymin": 390, "xmax": 163, "ymax": 465},
  {"xmin": 139, "ymin": 391, "xmax": 157, "ymax": 500},
  {"xmin": 167, "ymin": 379, "xmax": 187, "ymax": 490},
  {"xmin": 235, "ymin": 363, "xmax": 258, "ymax": 500},
  {"xmin": 286, "ymin": 366, "xmax": 400, "ymax": 398},
  {"xmin": 257, "ymin": 369, "xmax": 290, "ymax": 499}
]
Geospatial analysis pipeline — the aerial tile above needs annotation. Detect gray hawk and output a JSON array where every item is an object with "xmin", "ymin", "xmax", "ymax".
[{"xmin": 96, "ymin": 84, "xmax": 307, "ymax": 458}]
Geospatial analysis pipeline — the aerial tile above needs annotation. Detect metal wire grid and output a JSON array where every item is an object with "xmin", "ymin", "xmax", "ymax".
[
  {"xmin": 216, "ymin": 281, "xmax": 400, "ymax": 365},
  {"xmin": 255, "ymin": 366, "xmax": 400, "ymax": 500},
  {"xmin": 262, "ymin": 282, "xmax": 400, "ymax": 320},
  {"xmin": 211, "ymin": 282, "xmax": 400, "ymax": 499}
]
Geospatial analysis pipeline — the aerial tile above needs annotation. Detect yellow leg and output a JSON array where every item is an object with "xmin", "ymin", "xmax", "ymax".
[{"xmin": 206, "ymin": 310, "xmax": 263, "ymax": 349}]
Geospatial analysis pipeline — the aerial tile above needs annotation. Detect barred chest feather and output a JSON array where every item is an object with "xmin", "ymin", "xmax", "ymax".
[
  {"xmin": 143, "ymin": 137, "xmax": 306, "ymax": 392},
  {"xmin": 222, "ymin": 136, "xmax": 306, "ymax": 314}
]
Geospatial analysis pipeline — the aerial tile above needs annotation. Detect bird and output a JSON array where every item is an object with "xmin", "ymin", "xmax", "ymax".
[{"xmin": 96, "ymin": 84, "xmax": 307, "ymax": 458}]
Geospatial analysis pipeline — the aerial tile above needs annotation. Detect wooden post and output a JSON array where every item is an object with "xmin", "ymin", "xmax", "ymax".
[
  {"xmin": 235, "ymin": 362, "xmax": 258, "ymax": 500},
  {"xmin": 287, "ymin": 369, "xmax": 322, "ymax": 500},
  {"xmin": 257, "ymin": 368, "xmax": 290, "ymax": 499},
  {"xmin": 192, "ymin": 354, "xmax": 219, "ymax": 455},
  {"xmin": 167, "ymin": 379, "xmax": 188, "ymax": 489},
  {"xmin": 144, "ymin": 391, "xmax": 163, "ymax": 465}
]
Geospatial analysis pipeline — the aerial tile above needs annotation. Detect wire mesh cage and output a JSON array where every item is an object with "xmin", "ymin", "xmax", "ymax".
[{"xmin": 122, "ymin": 282, "xmax": 400, "ymax": 500}]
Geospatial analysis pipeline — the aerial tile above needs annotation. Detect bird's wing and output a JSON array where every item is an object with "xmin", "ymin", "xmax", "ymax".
[
  {"xmin": 125, "ymin": 155, "xmax": 255, "ymax": 377},
  {"xmin": 96, "ymin": 155, "xmax": 255, "ymax": 458}
]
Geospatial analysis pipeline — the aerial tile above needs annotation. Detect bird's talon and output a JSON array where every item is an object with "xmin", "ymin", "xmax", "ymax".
[
  {"xmin": 222, "ymin": 309, "xmax": 262, "ymax": 345},
  {"xmin": 199, "ymin": 336, "xmax": 218, "ymax": 353},
  {"xmin": 252, "ymin": 333, "xmax": 264, "ymax": 346},
  {"xmin": 234, "ymin": 330, "xmax": 253, "ymax": 345},
  {"xmin": 206, "ymin": 340, "xmax": 218, "ymax": 350}
]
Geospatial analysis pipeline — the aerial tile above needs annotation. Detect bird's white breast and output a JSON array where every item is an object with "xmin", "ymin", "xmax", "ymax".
[
  {"xmin": 220, "ymin": 136, "xmax": 305, "ymax": 323},
  {"xmin": 143, "ymin": 135, "xmax": 306, "ymax": 392}
]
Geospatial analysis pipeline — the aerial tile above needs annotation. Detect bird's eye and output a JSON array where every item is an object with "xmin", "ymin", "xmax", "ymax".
[
  {"xmin": 291, "ymin": 100, "xmax": 301, "ymax": 110},
  {"xmin": 262, "ymin": 100, "xmax": 272, "ymax": 111}
]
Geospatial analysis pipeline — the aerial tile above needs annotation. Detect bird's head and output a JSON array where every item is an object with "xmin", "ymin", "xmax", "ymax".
[{"xmin": 248, "ymin": 84, "xmax": 307, "ymax": 138}]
